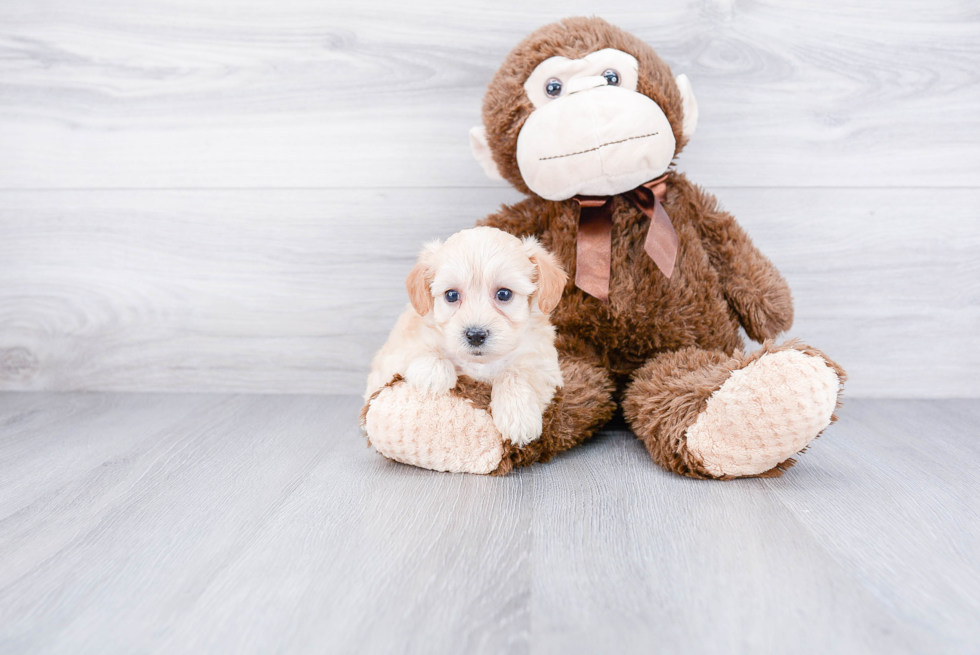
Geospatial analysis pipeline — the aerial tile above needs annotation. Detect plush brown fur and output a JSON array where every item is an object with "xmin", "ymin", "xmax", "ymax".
[
  {"xmin": 478, "ymin": 174, "xmax": 794, "ymax": 381},
  {"xmin": 472, "ymin": 17, "xmax": 845, "ymax": 478},
  {"xmin": 492, "ymin": 357, "xmax": 617, "ymax": 476}
]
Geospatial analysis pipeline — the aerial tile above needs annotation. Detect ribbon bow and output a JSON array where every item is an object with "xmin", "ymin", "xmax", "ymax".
[{"xmin": 573, "ymin": 173, "xmax": 677, "ymax": 303}]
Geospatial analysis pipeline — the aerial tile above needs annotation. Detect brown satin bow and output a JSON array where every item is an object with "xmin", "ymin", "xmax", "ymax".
[{"xmin": 573, "ymin": 173, "xmax": 677, "ymax": 303}]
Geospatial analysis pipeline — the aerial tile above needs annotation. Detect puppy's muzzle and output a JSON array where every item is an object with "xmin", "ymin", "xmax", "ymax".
[{"xmin": 464, "ymin": 327, "xmax": 488, "ymax": 347}]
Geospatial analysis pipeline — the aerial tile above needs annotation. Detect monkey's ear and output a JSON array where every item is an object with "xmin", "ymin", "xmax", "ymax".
[
  {"xmin": 406, "ymin": 241, "xmax": 439, "ymax": 316},
  {"xmin": 469, "ymin": 125, "xmax": 505, "ymax": 181},
  {"xmin": 523, "ymin": 237, "xmax": 568, "ymax": 315},
  {"xmin": 675, "ymin": 74, "xmax": 699, "ymax": 140}
]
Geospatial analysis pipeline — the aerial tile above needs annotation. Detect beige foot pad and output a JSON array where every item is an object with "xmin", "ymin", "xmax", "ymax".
[
  {"xmin": 363, "ymin": 381, "xmax": 504, "ymax": 475},
  {"xmin": 685, "ymin": 349, "xmax": 841, "ymax": 478}
]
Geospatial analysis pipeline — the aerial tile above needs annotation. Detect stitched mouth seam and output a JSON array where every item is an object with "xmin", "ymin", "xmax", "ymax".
[{"xmin": 539, "ymin": 132, "xmax": 659, "ymax": 161}]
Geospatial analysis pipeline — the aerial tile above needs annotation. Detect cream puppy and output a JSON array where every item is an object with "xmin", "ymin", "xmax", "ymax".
[{"xmin": 365, "ymin": 226, "xmax": 567, "ymax": 446}]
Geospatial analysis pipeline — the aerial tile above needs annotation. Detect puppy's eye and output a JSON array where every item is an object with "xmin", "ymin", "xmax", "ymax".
[
  {"xmin": 495, "ymin": 288, "xmax": 513, "ymax": 302},
  {"xmin": 544, "ymin": 78, "xmax": 563, "ymax": 98},
  {"xmin": 603, "ymin": 69, "xmax": 620, "ymax": 86},
  {"xmin": 444, "ymin": 290, "xmax": 459, "ymax": 303}
]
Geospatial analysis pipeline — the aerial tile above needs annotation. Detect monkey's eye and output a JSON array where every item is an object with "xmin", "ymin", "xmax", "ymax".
[
  {"xmin": 495, "ymin": 288, "xmax": 513, "ymax": 302},
  {"xmin": 544, "ymin": 78, "xmax": 563, "ymax": 98},
  {"xmin": 445, "ymin": 290, "xmax": 459, "ymax": 303},
  {"xmin": 603, "ymin": 69, "xmax": 620, "ymax": 86}
]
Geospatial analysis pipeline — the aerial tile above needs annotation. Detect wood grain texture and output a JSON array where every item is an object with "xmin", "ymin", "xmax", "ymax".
[
  {"xmin": 0, "ymin": 0, "xmax": 978, "ymax": 189},
  {"xmin": 1, "ymin": 394, "xmax": 978, "ymax": 653},
  {"xmin": 1, "ymin": 1, "xmax": 978, "ymax": 396},
  {"xmin": 1, "ymin": 187, "xmax": 976, "ymax": 397}
]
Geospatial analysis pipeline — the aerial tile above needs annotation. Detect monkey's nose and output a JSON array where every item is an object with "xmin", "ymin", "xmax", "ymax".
[{"xmin": 465, "ymin": 328, "xmax": 488, "ymax": 346}]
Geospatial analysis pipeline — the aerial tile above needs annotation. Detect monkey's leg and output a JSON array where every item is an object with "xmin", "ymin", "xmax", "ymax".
[
  {"xmin": 621, "ymin": 340, "xmax": 845, "ymax": 479},
  {"xmin": 361, "ymin": 375, "xmax": 503, "ymax": 475},
  {"xmin": 361, "ymin": 347, "xmax": 615, "ymax": 476},
  {"xmin": 492, "ymin": 351, "xmax": 616, "ymax": 475}
]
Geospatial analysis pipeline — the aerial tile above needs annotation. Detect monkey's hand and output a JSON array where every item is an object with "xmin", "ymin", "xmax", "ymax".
[
  {"xmin": 686, "ymin": 180, "xmax": 794, "ymax": 341},
  {"xmin": 490, "ymin": 375, "xmax": 544, "ymax": 446},
  {"xmin": 404, "ymin": 356, "xmax": 458, "ymax": 395},
  {"xmin": 725, "ymin": 272, "xmax": 794, "ymax": 342}
]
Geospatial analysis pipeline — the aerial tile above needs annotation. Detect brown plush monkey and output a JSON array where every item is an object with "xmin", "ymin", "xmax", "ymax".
[{"xmin": 362, "ymin": 17, "xmax": 845, "ymax": 479}]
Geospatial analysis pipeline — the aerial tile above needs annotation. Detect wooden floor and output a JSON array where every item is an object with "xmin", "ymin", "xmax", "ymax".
[{"xmin": 0, "ymin": 394, "xmax": 978, "ymax": 654}]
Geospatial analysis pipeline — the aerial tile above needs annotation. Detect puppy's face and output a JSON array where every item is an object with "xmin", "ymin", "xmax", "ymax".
[{"xmin": 406, "ymin": 226, "xmax": 566, "ymax": 363}]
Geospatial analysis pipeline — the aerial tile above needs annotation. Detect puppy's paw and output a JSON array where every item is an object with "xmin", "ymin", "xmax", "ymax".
[
  {"xmin": 404, "ymin": 357, "xmax": 458, "ymax": 395},
  {"xmin": 491, "ymin": 390, "xmax": 543, "ymax": 446}
]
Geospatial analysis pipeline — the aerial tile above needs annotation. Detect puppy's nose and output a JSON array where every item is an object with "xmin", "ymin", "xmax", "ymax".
[{"xmin": 465, "ymin": 327, "xmax": 488, "ymax": 347}]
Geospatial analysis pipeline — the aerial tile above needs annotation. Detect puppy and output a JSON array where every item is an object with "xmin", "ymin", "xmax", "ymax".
[{"xmin": 365, "ymin": 226, "xmax": 567, "ymax": 446}]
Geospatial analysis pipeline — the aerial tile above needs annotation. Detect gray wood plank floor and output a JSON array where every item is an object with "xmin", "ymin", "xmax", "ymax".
[{"xmin": 0, "ymin": 394, "xmax": 977, "ymax": 654}]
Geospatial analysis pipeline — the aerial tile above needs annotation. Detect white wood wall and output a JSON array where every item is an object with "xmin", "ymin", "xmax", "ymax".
[{"xmin": 1, "ymin": 0, "xmax": 978, "ymax": 397}]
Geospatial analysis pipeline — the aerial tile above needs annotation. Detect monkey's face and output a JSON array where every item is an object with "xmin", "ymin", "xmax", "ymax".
[
  {"xmin": 516, "ymin": 49, "xmax": 676, "ymax": 201},
  {"xmin": 470, "ymin": 18, "xmax": 698, "ymax": 201}
]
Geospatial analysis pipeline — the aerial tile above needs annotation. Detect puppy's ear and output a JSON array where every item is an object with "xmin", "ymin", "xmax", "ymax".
[
  {"xmin": 523, "ymin": 237, "xmax": 567, "ymax": 314},
  {"xmin": 406, "ymin": 241, "xmax": 439, "ymax": 316}
]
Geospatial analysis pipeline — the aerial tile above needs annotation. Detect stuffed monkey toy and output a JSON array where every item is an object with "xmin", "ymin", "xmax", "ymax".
[{"xmin": 362, "ymin": 17, "xmax": 845, "ymax": 478}]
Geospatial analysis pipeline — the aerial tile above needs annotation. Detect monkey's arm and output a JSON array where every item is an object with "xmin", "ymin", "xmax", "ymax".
[{"xmin": 686, "ymin": 182, "xmax": 794, "ymax": 341}]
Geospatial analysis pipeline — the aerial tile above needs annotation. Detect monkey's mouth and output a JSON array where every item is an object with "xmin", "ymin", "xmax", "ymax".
[{"xmin": 539, "ymin": 132, "xmax": 659, "ymax": 161}]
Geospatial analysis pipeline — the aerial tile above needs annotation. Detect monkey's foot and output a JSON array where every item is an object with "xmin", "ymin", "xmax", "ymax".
[
  {"xmin": 624, "ymin": 340, "xmax": 846, "ymax": 479},
  {"xmin": 361, "ymin": 359, "xmax": 615, "ymax": 476},
  {"xmin": 361, "ymin": 376, "xmax": 503, "ymax": 475},
  {"xmin": 686, "ymin": 342, "xmax": 844, "ymax": 478}
]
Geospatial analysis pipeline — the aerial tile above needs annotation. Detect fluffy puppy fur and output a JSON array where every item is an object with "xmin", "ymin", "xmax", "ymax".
[{"xmin": 365, "ymin": 226, "xmax": 568, "ymax": 445}]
